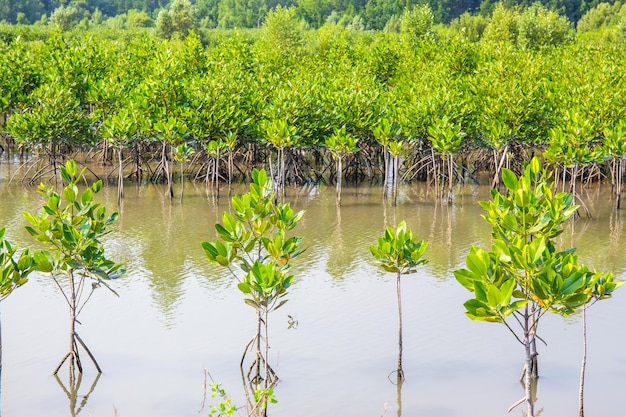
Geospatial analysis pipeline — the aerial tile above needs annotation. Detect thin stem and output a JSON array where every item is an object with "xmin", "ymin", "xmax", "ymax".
[
  {"xmin": 396, "ymin": 271, "xmax": 404, "ymax": 380},
  {"xmin": 579, "ymin": 304, "xmax": 587, "ymax": 417}
]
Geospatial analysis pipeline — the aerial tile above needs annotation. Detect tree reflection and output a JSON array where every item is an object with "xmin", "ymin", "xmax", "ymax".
[
  {"xmin": 509, "ymin": 376, "xmax": 544, "ymax": 416},
  {"xmin": 54, "ymin": 369, "xmax": 101, "ymax": 417}
]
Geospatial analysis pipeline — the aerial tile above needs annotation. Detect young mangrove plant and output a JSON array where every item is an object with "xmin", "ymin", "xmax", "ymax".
[
  {"xmin": 577, "ymin": 271, "xmax": 622, "ymax": 417},
  {"xmin": 372, "ymin": 118, "xmax": 401, "ymax": 201},
  {"xmin": 173, "ymin": 142, "xmax": 195, "ymax": 202},
  {"xmin": 370, "ymin": 220, "xmax": 428, "ymax": 381},
  {"xmin": 325, "ymin": 127, "xmax": 359, "ymax": 206},
  {"xmin": 201, "ymin": 168, "xmax": 304, "ymax": 411},
  {"xmin": 264, "ymin": 120, "xmax": 297, "ymax": 198},
  {"xmin": 454, "ymin": 157, "xmax": 622, "ymax": 417},
  {"xmin": 23, "ymin": 160, "xmax": 124, "ymax": 375},
  {"xmin": 428, "ymin": 118, "xmax": 465, "ymax": 205},
  {"xmin": 0, "ymin": 227, "xmax": 36, "ymax": 371}
]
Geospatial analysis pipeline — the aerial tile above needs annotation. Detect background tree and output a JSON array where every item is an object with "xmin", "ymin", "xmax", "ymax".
[
  {"xmin": 325, "ymin": 126, "xmax": 359, "ymax": 206},
  {"xmin": 155, "ymin": 0, "xmax": 198, "ymax": 39},
  {"xmin": 400, "ymin": 4, "xmax": 435, "ymax": 48}
]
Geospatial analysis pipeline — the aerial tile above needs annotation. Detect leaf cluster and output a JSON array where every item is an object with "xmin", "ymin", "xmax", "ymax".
[
  {"xmin": 454, "ymin": 157, "xmax": 623, "ymax": 336},
  {"xmin": 370, "ymin": 220, "xmax": 428, "ymax": 275},
  {"xmin": 23, "ymin": 160, "xmax": 124, "ymax": 288},
  {"xmin": 0, "ymin": 227, "xmax": 36, "ymax": 301},
  {"xmin": 201, "ymin": 168, "xmax": 305, "ymax": 312}
]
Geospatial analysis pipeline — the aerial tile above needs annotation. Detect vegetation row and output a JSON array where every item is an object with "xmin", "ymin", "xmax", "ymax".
[
  {"xmin": 5, "ymin": 0, "xmax": 626, "ymax": 30},
  {"xmin": 1, "ymin": 3, "xmax": 626, "ymax": 207}
]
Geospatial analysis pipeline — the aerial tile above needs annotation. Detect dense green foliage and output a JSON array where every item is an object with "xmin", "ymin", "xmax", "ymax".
[
  {"xmin": 1, "ymin": 0, "xmax": 625, "ymax": 29},
  {"xmin": 0, "ymin": 4, "xmax": 625, "ymax": 196}
]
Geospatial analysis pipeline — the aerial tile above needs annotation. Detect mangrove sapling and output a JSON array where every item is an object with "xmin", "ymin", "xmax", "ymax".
[
  {"xmin": 369, "ymin": 221, "xmax": 428, "ymax": 381},
  {"xmin": 387, "ymin": 141, "xmax": 405, "ymax": 206},
  {"xmin": 372, "ymin": 119, "xmax": 401, "ymax": 201},
  {"xmin": 0, "ymin": 227, "xmax": 36, "ymax": 371},
  {"xmin": 23, "ymin": 160, "xmax": 124, "ymax": 375},
  {"xmin": 204, "ymin": 139, "xmax": 228, "ymax": 197},
  {"xmin": 428, "ymin": 118, "xmax": 465, "ymax": 205},
  {"xmin": 453, "ymin": 157, "xmax": 622, "ymax": 417},
  {"xmin": 153, "ymin": 117, "xmax": 189, "ymax": 200},
  {"xmin": 100, "ymin": 108, "xmax": 140, "ymax": 205},
  {"xmin": 201, "ymin": 168, "xmax": 304, "ymax": 409},
  {"xmin": 325, "ymin": 127, "xmax": 359, "ymax": 206},
  {"xmin": 577, "ymin": 272, "xmax": 622, "ymax": 417},
  {"xmin": 264, "ymin": 120, "xmax": 297, "ymax": 199},
  {"xmin": 173, "ymin": 142, "xmax": 195, "ymax": 203}
]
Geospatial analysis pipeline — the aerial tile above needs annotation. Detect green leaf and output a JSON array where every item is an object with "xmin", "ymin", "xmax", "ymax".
[
  {"xmin": 92, "ymin": 180, "xmax": 103, "ymax": 193},
  {"xmin": 63, "ymin": 185, "xmax": 78, "ymax": 203},
  {"xmin": 81, "ymin": 187, "xmax": 93, "ymax": 206},
  {"xmin": 501, "ymin": 168, "xmax": 519, "ymax": 191},
  {"xmin": 33, "ymin": 250, "xmax": 54, "ymax": 272},
  {"xmin": 238, "ymin": 282, "xmax": 252, "ymax": 294},
  {"xmin": 466, "ymin": 248, "xmax": 489, "ymax": 277},
  {"xmin": 560, "ymin": 273, "xmax": 584, "ymax": 295}
]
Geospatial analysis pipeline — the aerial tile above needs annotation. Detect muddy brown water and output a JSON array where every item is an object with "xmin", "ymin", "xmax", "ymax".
[{"xmin": 0, "ymin": 158, "xmax": 625, "ymax": 417}]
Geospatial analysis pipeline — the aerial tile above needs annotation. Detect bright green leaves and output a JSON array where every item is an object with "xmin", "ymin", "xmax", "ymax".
[
  {"xmin": 370, "ymin": 221, "xmax": 428, "ymax": 275},
  {"xmin": 428, "ymin": 117, "xmax": 466, "ymax": 156},
  {"xmin": 173, "ymin": 142, "xmax": 195, "ymax": 163},
  {"xmin": 201, "ymin": 168, "xmax": 305, "ymax": 312},
  {"xmin": 238, "ymin": 261, "xmax": 293, "ymax": 311},
  {"xmin": 0, "ymin": 227, "xmax": 36, "ymax": 301},
  {"xmin": 481, "ymin": 158, "xmax": 579, "ymax": 243},
  {"xmin": 462, "ymin": 279, "xmax": 524, "ymax": 323},
  {"xmin": 455, "ymin": 157, "xmax": 623, "ymax": 347},
  {"xmin": 501, "ymin": 168, "xmax": 518, "ymax": 191},
  {"xmin": 22, "ymin": 160, "xmax": 124, "ymax": 285},
  {"xmin": 325, "ymin": 127, "xmax": 359, "ymax": 157},
  {"xmin": 201, "ymin": 241, "xmax": 236, "ymax": 267},
  {"xmin": 264, "ymin": 119, "xmax": 298, "ymax": 150}
]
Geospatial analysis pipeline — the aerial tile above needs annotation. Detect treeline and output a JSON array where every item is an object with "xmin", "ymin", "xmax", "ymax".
[
  {"xmin": 2, "ymin": 0, "xmax": 626, "ymax": 29},
  {"xmin": 1, "ymin": 4, "xmax": 626, "ymax": 204}
]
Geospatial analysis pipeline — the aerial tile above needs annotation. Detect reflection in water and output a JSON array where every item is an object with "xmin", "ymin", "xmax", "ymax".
[
  {"xmin": 55, "ymin": 370, "xmax": 101, "ymax": 417},
  {"xmin": 2, "ymin": 159, "xmax": 626, "ymax": 417},
  {"xmin": 508, "ymin": 376, "xmax": 543, "ymax": 417}
]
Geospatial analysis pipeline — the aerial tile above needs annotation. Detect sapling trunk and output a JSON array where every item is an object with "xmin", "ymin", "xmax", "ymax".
[
  {"xmin": 396, "ymin": 377, "xmax": 403, "ymax": 417},
  {"xmin": 336, "ymin": 156, "xmax": 342, "ymax": 206},
  {"xmin": 579, "ymin": 304, "xmax": 587, "ymax": 417},
  {"xmin": 256, "ymin": 310, "xmax": 262, "ymax": 382},
  {"xmin": 392, "ymin": 154, "xmax": 399, "ymax": 207},
  {"xmin": 524, "ymin": 321, "xmax": 536, "ymax": 417},
  {"xmin": 117, "ymin": 147, "xmax": 124, "ymax": 205},
  {"xmin": 161, "ymin": 141, "xmax": 173, "ymax": 199},
  {"xmin": 68, "ymin": 269, "xmax": 80, "ymax": 373},
  {"xmin": 179, "ymin": 160, "xmax": 185, "ymax": 203},
  {"xmin": 228, "ymin": 151, "xmax": 233, "ymax": 193},
  {"xmin": 396, "ymin": 271, "xmax": 404, "ymax": 380},
  {"xmin": 491, "ymin": 145, "xmax": 509, "ymax": 189},
  {"xmin": 383, "ymin": 148, "xmax": 390, "ymax": 199},
  {"xmin": 447, "ymin": 154, "xmax": 453, "ymax": 205},
  {"xmin": 214, "ymin": 150, "xmax": 220, "ymax": 198}
]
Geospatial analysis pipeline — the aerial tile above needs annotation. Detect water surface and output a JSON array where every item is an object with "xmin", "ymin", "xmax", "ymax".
[{"xmin": 1, "ymin": 158, "xmax": 625, "ymax": 417}]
